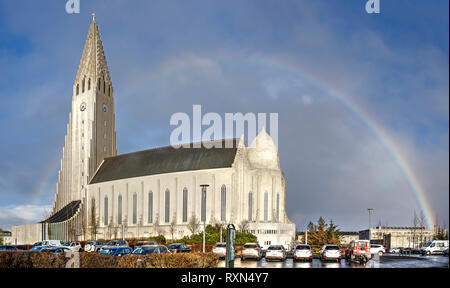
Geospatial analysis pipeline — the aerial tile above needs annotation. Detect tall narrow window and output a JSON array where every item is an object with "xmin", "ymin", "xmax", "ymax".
[
  {"xmin": 264, "ymin": 191, "xmax": 268, "ymax": 222},
  {"xmin": 82, "ymin": 78, "xmax": 85, "ymax": 93},
  {"xmin": 108, "ymin": 86, "xmax": 111, "ymax": 96},
  {"xmin": 182, "ymin": 188, "xmax": 188, "ymax": 222},
  {"xmin": 132, "ymin": 193, "xmax": 137, "ymax": 224},
  {"xmin": 103, "ymin": 79, "xmax": 106, "ymax": 93},
  {"xmin": 76, "ymin": 84, "xmax": 79, "ymax": 95},
  {"xmin": 221, "ymin": 185, "xmax": 226, "ymax": 222},
  {"xmin": 88, "ymin": 78, "xmax": 91, "ymax": 90},
  {"xmin": 248, "ymin": 192, "xmax": 253, "ymax": 221},
  {"xmin": 104, "ymin": 196, "xmax": 109, "ymax": 226},
  {"xmin": 98, "ymin": 78, "xmax": 101, "ymax": 89},
  {"xmin": 118, "ymin": 195, "xmax": 122, "ymax": 225},
  {"xmin": 165, "ymin": 189, "xmax": 170, "ymax": 223},
  {"xmin": 276, "ymin": 193, "xmax": 280, "ymax": 221},
  {"xmin": 148, "ymin": 191, "xmax": 153, "ymax": 223}
]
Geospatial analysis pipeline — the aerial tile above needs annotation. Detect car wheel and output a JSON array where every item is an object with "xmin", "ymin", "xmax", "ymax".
[
  {"xmin": 378, "ymin": 251, "xmax": 383, "ymax": 256},
  {"xmin": 426, "ymin": 251, "xmax": 431, "ymax": 256}
]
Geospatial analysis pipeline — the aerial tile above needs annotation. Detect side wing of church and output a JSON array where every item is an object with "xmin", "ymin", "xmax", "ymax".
[{"xmin": 12, "ymin": 18, "xmax": 296, "ymax": 248}]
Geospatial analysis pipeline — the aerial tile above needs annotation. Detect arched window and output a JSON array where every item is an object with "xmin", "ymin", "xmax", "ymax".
[
  {"xmin": 132, "ymin": 193, "xmax": 137, "ymax": 224},
  {"xmin": 108, "ymin": 85, "xmax": 111, "ymax": 97},
  {"xmin": 165, "ymin": 189, "xmax": 170, "ymax": 223},
  {"xmin": 82, "ymin": 78, "xmax": 85, "ymax": 93},
  {"xmin": 148, "ymin": 191, "xmax": 153, "ymax": 224},
  {"xmin": 76, "ymin": 84, "xmax": 79, "ymax": 95},
  {"xmin": 104, "ymin": 196, "xmax": 109, "ymax": 226},
  {"xmin": 248, "ymin": 192, "xmax": 253, "ymax": 221},
  {"xmin": 88, "ymin": 78, "xmax": 91, "ymax": 90},
  {"xmin": 276, "ymin": 193, "xmax": 280, "ymax": 221},
  {"xmin": 182, "ymin": 188, "xmax": 188, "ymax": 222},
  {"xmin": 264, "ymin": 191, "xmax": 268, "ymax": 222},
  {"xmin": 221, "ymin": 185, "xmax": 226, "ymax": 222},
  {"xmin": 103, "ymin": 79, "xmax": 106, "ymax": 94},
  {"xmin": 118, "ymin": 195, "xmax": 122, "ymax": 225},
  {"xmin": 98, "ymin": 78, "xmax": 101, "ymax": 90}
]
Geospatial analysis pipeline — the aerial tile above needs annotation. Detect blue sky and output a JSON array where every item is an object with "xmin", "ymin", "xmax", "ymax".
[{"xmin": 0, "ymin": 0, "xmax": 448, "ymax": 231}]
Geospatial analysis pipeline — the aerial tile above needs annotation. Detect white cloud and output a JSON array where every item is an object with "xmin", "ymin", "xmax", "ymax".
[{"xmin": 0, "ymin": 205, "xmax": 51, "ymax": 231}]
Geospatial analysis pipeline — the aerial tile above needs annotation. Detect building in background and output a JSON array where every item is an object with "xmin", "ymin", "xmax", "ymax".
[
  {"xmin": 0, "ymin": 230, "xmax": 12, "ymax": 245},
  {"xmin": 340, "ymin": 232, "xmax": 359, "ymax": 246},
  {"xmin": 359, "ymin": 226, "xmax": 435, "ymax": 249},
  {"xmin": 12, "ymin": 17, "xmax": 296, "ymax": 248}
]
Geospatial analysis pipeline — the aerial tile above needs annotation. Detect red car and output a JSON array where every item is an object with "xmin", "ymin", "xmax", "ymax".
[{"xmin": 345, "ymin": 240, "xmax": 371, "ymax": 262}]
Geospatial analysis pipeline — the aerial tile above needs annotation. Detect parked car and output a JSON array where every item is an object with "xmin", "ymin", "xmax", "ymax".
[
  {"xmin": 30, "ymin": 245, "xmax": 49, "ymax": 252},
  {"xmin": 443, "ymin": 248, "xmax": 449, "ymax": 256},
  {"xmin": 261, "ymin": 245, "xmax": 270, "ymax": 257},
  {"xmin": 32, "ymin": 242, "xmax": 42, "ymax": 247},
  {"xmin": 135, "ymin": 241, "xmax": 158, "ymax": 248},
  {"xmin": 132, "ymin": 245, "xmax": 170, "ymax": 255},
  {"xmin": 319, "ymin": 244, "xmax": 342, "ymax": 262},
  {"xmin": 104, "ymin": 240, "xmax": 129, "ymax": 247},
  {"xmin": 167, "ymin": 243, "xmax": 192, "ymax": 253},
  {"xmin": 212, "ymin": 242, "xmax": 227, "ymax": 258},
  {"xmin": 265, "ymin": 245, "xmax": 287, "ymax": 262},
  {"xmin": 42, "ymin": 240, "xmax": 63, "ymax": 247},
  {"xmin": 390, "ymin": 247, "xmax": 401, "ymax": 254},
  {"xmin": 63, "ymin": 242, "xmax": 82, "ymax": 252},
  {"xmin": 40, "ymin": 246, "xmax": 71, "ymax": 254},
  {"xmin": 293, "ymin": 244, "xmax": 313, "ymax": 262},
  {"xmin": 0, "ymin": 245, "xmax": 18, "ymax": 251},
  {"xmin": 241, "ymin": 243, "xmax": 262, "ymax": 261},
  {"xmin": 98, "ymin": 246, "xmax": 133, "ymax": 256},
  {"xmin": 370, "ymin": 244, "xmax": 386, "ymax": 256},
  {"xmin": 84, "ymin": 241, "xmax": 106, "ymax": 252},
  {"xmin": 345, "ymin": 240, "xmax": 371, "ymax": 263},
  {"xmin": 420, "ymin": 240, "xmax": 449, "ymax": 255}
]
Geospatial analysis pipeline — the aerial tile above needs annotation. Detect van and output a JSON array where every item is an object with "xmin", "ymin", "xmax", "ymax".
[
  {"xmin": 420, "ymin": 240, "xmax": 449, "ymax": 255},
  {"xmin": 42, "ymin": 240, "xmax": 63, "ymax": 247}
]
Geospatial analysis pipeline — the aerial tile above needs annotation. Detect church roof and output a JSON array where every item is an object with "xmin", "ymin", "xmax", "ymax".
[
  {"xmin": 89, "ymin": 139, "xmax": 239, "ymax": 184},
  {"xmin": 41, "ymin": 201, "xmax": 81, "ymax": 224}
]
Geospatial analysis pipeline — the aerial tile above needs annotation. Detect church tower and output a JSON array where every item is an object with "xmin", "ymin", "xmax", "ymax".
[{"xmin": 50, "ymin": 15, "xmax": 117, "ymax": 215}]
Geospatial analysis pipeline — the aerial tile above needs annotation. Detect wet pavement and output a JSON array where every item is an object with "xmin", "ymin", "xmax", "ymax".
[{"xmin": 217, "ymin": 254, "xmax": 449, "ymax": 268}]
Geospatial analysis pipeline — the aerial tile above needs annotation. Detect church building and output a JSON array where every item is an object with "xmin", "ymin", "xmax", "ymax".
[{"xmin": 12, "ymin": 18, "xmax": 296, "ymax": 248}]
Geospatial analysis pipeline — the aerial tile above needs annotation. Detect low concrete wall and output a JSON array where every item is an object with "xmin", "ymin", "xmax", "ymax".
[{"xmin": 11, "ymin": 223, "xmax": 43, "ymax": 245}]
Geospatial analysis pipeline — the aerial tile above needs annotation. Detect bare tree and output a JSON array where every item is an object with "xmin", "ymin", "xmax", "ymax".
[
  {"xmin": 187, "ymin": 215, "xmax": 200, "ymax": 235},
  {"xmin": 153, "ymin": 215, "xmax": 161, "ymax": 236},
  {"xmin": 169, "ymin": 217, "xmax": 177, "ymax": 241},
  {"xmin": 90, "ymin": 199, "xmax": 99, "ymax": 240},
  {"xmin": 238, "ymin": 220, "xmax": 249, "ymax": 232}
]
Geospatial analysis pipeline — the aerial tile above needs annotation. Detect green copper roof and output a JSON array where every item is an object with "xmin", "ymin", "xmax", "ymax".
[{"xmin": 90, "ymin": 139, "xmax": 239, "ymax": 184}]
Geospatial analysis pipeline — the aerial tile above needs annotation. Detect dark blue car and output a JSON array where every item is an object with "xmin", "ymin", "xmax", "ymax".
[
  {"xmin": 0, "ymin": 245, "xmax": 18, "ymax": 251},
  {"xmin": 98, "ymin": 246, "xmax": 133, "ymax": 256}
]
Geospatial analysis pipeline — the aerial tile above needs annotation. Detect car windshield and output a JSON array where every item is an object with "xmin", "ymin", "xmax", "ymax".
[
  {"xmin": 143, "ymin": 247, "xmax": 158, "ymax": 254},
  {"xmin": 244, "ymin": 244, "xmax": 258, "ymax": 249},
  {"xmin": 168, "ymin": 244, "xmax": 182, "ymax": 249},
  {"xmin": 357, "ymin": 242, "xmax": 367, "ymax": 247},
  {"xmin": 296, "ymin": 245, "xmax": 310, "ymax": 250},
  {"xmin": 99, "ymin": 248, "xmax": 117, "ymax": 255},
  {"xmin": 132, "ymin": 248, "xmax": 144, "ymax": 254},
  {"xmin": 325, "ymin": 246, "xmax": 340, "ymax": 250},
  {"xmin": 106, "ymin": 241, "xmax": 117, "ymax": 246},
  {"xmin": 423, "ymin": 241, "xmax": 433, "ymax": 247},
  {"xmin": 215, "ymin": 244, "xmax": 226, "ymax": 248},
  {"xmin": 268, "ymin": 246, "xmax": 282, "ymax": 250}
]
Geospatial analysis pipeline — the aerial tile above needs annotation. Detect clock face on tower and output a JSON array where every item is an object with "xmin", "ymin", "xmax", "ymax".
[
  {"xmin": 102, "ymin": 103, "xmax": 108, "ymax": 112},
  {"xmin": 80, "ymin": 102, "xmax": 86, "ymax": 111}
]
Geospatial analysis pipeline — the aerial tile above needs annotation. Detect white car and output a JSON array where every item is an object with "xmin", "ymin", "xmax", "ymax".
[
  {"xmin": 420, "ymin": 240, "xmax": 449, "ymax": 255},
  {"xmin": 319, "ymin": 244, "xmax": 342, "ymax": 262},
  {"xmin": 293, "ymin": 244, "xmax": 313, "ymax": 262},
  {"xmin": 212, "ymin": 242, "xmax": 227, "ymax": 258},
  {"xmin": 42, "ymin": 240, "xmax": 63, "ymax": 247},
  {"xmin": 390, "ymin": 247, "xmax": 401, "ymax": 254},
  {"xmin": 241, "ymin": 243, "xmax": 262, "ymax": 261},
  {"xmin": 265, "ymin": 245, "xmax": 287, "ymax": 262},
  {"xmin": 370, "ymin": 244, "xmax": 386, "ymax": 256},
  {"xmin": 65, "ymin": 242, "xmax": 81, "ymax": 252},
  {"xmin": 84, "ymin": 241, "xmax": 106, "ymax": 252}
]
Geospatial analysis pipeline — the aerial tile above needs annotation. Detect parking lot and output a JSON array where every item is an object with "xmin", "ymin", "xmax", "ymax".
[{"xmin": 218, "ymin": 254, "xmax": 449, "ymax": 268}]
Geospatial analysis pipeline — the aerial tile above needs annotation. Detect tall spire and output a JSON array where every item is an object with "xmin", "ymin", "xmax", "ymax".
[{"xmin": 74, "ymin": 16, "xmax": 111, "ymax": 86}]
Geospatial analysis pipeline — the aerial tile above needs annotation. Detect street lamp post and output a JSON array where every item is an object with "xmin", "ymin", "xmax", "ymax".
[
  {"xmin": 368, "ymin": 208, "xmax": 374, "ymax": 241},
  {"xmin": 200, "ymin": 184, "xmax": 209, "ymax": 253}
]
